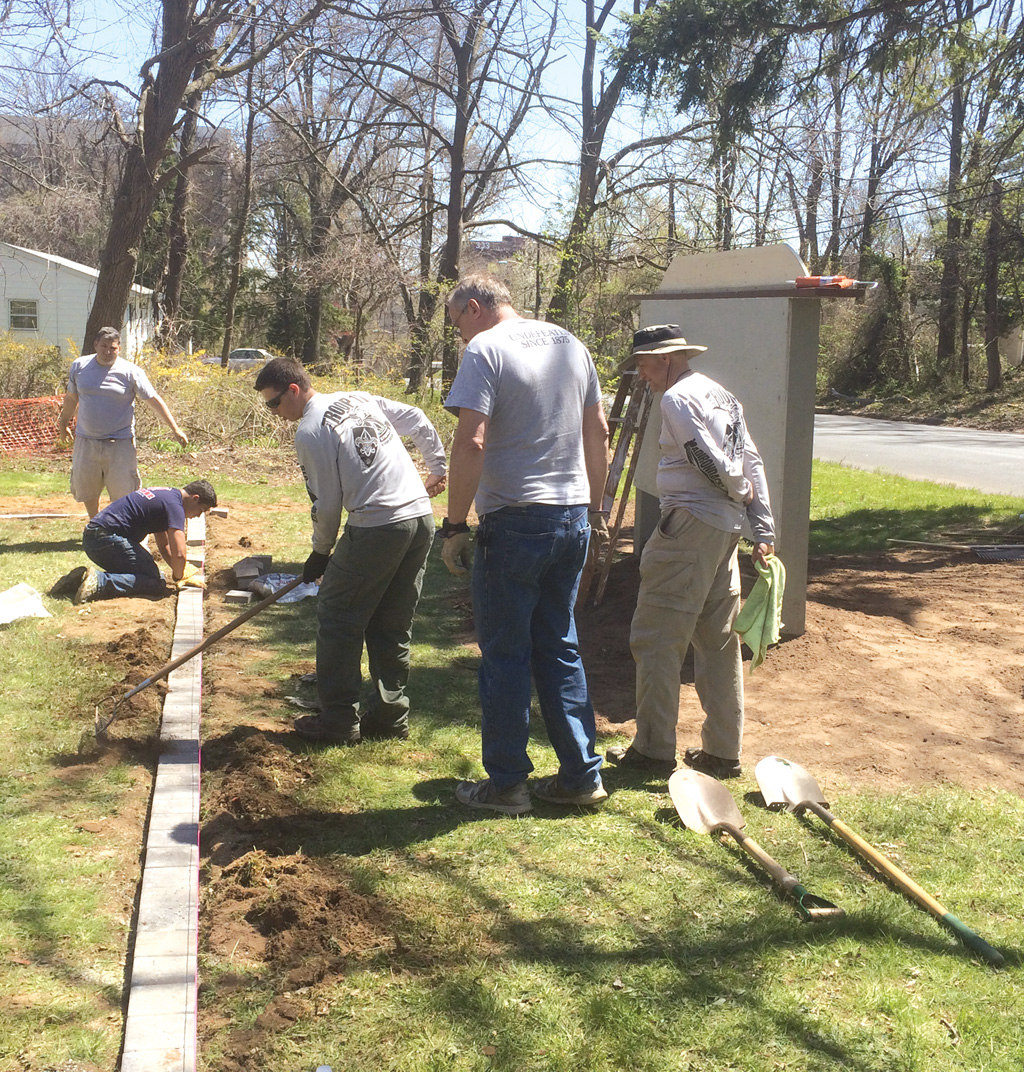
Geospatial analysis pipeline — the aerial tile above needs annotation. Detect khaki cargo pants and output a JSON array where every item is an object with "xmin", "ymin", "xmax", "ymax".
[{"xmin": 629, "ymin": 508, "xmax": 744, "ymax": 763}]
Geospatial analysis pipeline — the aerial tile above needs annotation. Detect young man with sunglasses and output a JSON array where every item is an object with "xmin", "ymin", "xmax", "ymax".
[{"xmin": 254, "ymin": 357, "xmax": 447, "ymax": 744}]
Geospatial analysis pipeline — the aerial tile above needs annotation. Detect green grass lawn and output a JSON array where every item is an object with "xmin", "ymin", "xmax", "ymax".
[
  {"xmin": 2, "ymin": 456, "xmax": 1023, "ymax": 1071},
  {"xmin": 809, "ymin": 461, "xmax": 1024, "ymax": 553}
]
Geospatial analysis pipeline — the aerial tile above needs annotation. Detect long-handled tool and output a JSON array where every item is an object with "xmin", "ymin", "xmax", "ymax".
[
  {"xmin": 754, "ymin": 756, "xmax": 1004, "ymax": 966},
  {"xmin": 93, "ymin": 575, "xmax": 305, "ymax": 738},
  {"xmin": 668, "ymin": 769, "xmax": 844, "ymax": 922}
]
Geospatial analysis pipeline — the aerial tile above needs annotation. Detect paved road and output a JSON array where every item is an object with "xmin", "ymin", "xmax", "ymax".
[{"xmin": 813, "ymin": 414, "xmax": 1024, "ymax": 498}]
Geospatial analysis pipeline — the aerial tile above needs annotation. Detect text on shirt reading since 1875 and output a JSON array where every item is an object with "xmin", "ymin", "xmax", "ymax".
[{"xmin": 508, "ymin": 328, "xmax": 573, "ymax": 348}]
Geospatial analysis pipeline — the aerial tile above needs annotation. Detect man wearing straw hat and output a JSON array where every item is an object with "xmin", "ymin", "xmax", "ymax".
[{"xmin": 607, "ymin": 324, "xmax": 775, "ymax": 780}]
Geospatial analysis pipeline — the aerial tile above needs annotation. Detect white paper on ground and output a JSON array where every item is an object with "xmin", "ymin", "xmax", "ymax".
[{"xmin": 0, "ymin": 583, "xmax": 53, "ymax": 624}]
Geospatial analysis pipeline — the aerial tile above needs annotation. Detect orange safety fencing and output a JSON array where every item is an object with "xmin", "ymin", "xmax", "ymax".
[{"xmin": 0, "ymin": 396, "xmax": 72, "ymax": 457}]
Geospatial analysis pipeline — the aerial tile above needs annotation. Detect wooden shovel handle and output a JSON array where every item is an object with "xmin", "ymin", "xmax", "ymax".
[
  {"xmin": 806, "ymin": 803, "xmax": 1004, "ymax": 966},
  {"xmin": 723, "ymin": 825, "xmax": 799, "ymax": 893}
]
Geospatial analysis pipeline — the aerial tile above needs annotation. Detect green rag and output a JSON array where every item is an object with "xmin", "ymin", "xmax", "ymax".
[{"xmin": 733, "ymin": 555, "xmax": 786, "ymax": 671}]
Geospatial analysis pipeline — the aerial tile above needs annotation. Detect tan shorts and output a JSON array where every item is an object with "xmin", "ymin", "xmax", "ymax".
[{"xmin": 70, "ymin": 437, "xmax": 140, "ymax": 504}]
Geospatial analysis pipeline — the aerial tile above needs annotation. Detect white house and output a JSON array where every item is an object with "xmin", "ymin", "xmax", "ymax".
[{"xmin": 0, "ymin": 242, "xmax": 156, "ymax": 359}]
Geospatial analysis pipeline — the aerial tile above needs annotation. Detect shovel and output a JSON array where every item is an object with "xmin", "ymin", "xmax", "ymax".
[
  {"xmin": 755, "ymin": 756, "xmax": 1004, "ymax": 966},
  {"xmin": 93, "ymin": 575, "xmax": 305, "ymax": 738},
  {"xmin": 668, "ymin": 769, "xmax": 844, "ymax": 922}
]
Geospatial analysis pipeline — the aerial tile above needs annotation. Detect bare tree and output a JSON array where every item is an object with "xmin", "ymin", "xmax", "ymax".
[{"xmin": 78, "ymin": 0, "xmax": 331, "ymax": 351}]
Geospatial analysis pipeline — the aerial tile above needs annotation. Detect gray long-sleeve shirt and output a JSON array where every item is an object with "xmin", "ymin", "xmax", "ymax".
[
  {"xmin": 656, "ymin": 370, "xmax": 775, "ymax": 543},
  {"xmin": 294, "ymin": 391, "xmax": 447, "ymax": 553}
]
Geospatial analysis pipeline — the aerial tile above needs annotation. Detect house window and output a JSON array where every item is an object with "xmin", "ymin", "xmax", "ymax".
[{"xmin": 9, "ymin": 299, "xmax": 38, "ymax": 330}]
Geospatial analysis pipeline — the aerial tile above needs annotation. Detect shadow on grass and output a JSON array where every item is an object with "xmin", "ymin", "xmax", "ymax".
[
  {"xmin": 0, "ymin": 537, "xmax": 82, "ymax": 553},
  {"xmin": 809, "ymin": 503, "xmax": 1020, "ymax": 555},
  {"xmin": 195, "ymin": 763, "xmax": 991, "ymax": 1072},
  {"xmin": 196, "ymin": 546, "xmax": 1015, "ymax": 1068}
]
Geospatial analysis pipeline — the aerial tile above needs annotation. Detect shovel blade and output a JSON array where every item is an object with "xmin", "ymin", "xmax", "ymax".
[
  {"xmin": 668, "ymin": 769, "xmax": 745, "ymax": 835},
  {"xmin": 755, "ymin": 755, "xmax": 830, "ymax": 812}
]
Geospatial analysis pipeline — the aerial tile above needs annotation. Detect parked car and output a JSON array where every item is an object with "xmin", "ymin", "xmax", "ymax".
[{"xmin": 200, "ymin": 348, "xmax": 275, "ymax": 370}]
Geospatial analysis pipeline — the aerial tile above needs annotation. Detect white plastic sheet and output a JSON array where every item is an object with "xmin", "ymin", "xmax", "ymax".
[
  {"xmin": 0, "ymin": 583, "xmax": 53, "ymax": 624},
  {"xmin": 249, "ymin": 572, "xmax": 319, "ymax": 603}
]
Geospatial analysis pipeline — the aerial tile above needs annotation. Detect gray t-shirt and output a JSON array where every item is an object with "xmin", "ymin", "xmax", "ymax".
[
  {"xmin": 67, "ymin": 354, "xmax": 157, "ymax": 440},
  {"xmin": 445, "ymin": 318, "xmax": 600, "ymax": 515}
]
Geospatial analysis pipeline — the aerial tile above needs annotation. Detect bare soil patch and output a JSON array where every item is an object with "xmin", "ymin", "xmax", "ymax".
[{"xmin": 581, "ymin": 542, "xmax": 1024, "ymax": 795}]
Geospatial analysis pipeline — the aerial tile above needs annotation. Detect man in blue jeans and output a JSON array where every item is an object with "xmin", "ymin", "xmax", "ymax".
[
  {"xmin": 51, "ymin": 481, "xmax": 217, "ymax": 603},
  {"xmin": 441, "ymin": 274, "xmax": 610, "ymax": 814}
]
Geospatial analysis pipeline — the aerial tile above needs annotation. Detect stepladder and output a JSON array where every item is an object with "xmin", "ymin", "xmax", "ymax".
[{"xmin": 578, "ymin": 368, "xmax": 651, "ymax": 606}]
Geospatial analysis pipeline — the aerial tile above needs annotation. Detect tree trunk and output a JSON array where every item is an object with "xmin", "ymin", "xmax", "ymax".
[
  {"xmin": 221, "ymin": 61, "xmax": 257, "ymax": 366},
  {"xmin": 407, "ymin": 168, "xmax": 435, "ymax": 391},
  {"xmin": 546, "ymin": 0, "xmax": 629, "ymax": 328},
  {"xmin": 959, "ymin": 289, "xmax": 972, "ymax": 386},
  {"xmin": 157, "ymin": 85, "xmax": 202, "ymax": 351},
  {"xmin": 823, "ymin": 68, "xmax": 843, "ymax": 272},
  {"xmin": 936, "ymin": 75, "xmax": 966, "ymax": 375},
  {"xmin": 84, "ymin": 154, "xmax": 164, "ymax": 348},
  {"xmin": 857, "ymin": 143, "xmax": 882, "ymax": 281},
  {"xmin": 984, "ymin": 179, "xmax": 1003, "ymax": 391},
  {"xmin": 83, "ymin": 0, "xmax": 207, "ymax": 351},
  {"xmin": 302, "ymin": 287, "xmax": 324, "ymax": 367},
  {"xmin": 437, "ymin": 30, "xmax": 470, "ymax": 390}
]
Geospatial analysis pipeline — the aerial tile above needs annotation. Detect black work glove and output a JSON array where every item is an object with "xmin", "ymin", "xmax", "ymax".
[{"xmin": 303, "ymin": 550, "xmax": 331, "ymax": 583}]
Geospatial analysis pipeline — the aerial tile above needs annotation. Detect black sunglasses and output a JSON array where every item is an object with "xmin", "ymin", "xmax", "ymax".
[{"xmin": 265, "ymin": 386, "xmax": 289, "ymax": 410}]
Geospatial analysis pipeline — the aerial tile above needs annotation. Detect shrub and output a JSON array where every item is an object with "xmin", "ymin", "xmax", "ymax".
[
  {"xmin": 134, "ymin": 348, "xmax": 457, "ymax": 451},
  {"xmin": 0, "ymin": 333, "xmax": 70, "ymax": 399}
]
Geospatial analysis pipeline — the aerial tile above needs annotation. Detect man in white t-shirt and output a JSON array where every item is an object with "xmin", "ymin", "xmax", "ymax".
[
  {"xmin": 607, "ymin": 325, "xmax": 776, "ymax": 781},
  {"xmin": 57, "ymin": 326, "xmax": 188, "ymax": 518},
  {"xmin": 441, "ymin": 274, "xmax": 610, "ymax": 814},
  {"xmin": 255, "ymin": 357, "xmax": 447, "ymax": 744}
]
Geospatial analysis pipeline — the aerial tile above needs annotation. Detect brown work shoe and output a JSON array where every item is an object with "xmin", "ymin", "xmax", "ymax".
[
  {"xmin": 683, "ymin": 747, "xmax": 741, "ymax": 779},
  {"xmin": 50, "ymin": 565, "xmax": 88, "ymax": 598},
  {"xmin": 73, "ymin": 569, "xmax": 100, "ymax": 604},
  {"xmin": 533, "ymin": 774, "xmax": 608, "ymax": 806},
  {"xmin": 605, "ymin": 744, "xmax": 676, "ymax": 776}
]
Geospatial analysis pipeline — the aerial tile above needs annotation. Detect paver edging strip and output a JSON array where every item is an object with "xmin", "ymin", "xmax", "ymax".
[{"xmin": 120, "ymin": 514, "xmax": 205, "ymax": 1072}]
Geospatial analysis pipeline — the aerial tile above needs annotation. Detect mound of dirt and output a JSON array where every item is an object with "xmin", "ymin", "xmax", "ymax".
[{"xmin": 200, "ymin": 731, "xmax": 401, "ymax": 1071}]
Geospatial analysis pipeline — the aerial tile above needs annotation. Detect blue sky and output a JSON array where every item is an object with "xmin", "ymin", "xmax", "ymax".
[{"xmin": 11, "ymin": 0, "xmax": 652, "ymax": 237}]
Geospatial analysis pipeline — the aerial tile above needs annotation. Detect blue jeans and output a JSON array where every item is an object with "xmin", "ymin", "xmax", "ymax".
[
  {"xmin": 83, "ymin": 525, "xmax": 166, "ymax": 598},
  {"xmin": 471, "ymin": 504, "xmax": 602, "ymax": 793}
]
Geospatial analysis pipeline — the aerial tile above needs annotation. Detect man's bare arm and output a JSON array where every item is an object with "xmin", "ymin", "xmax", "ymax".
[
  {"xmin": 144, "ymin": 395, "xmax": 188, "ymax": 447},
  {"xmin": 163, "ymin": 528, "xmax": 188, "ymax": 580},
  {"xmin": 447, "ymin": 408, "xmax": 488, "ymax": 524},
  {"xmin": 582, "ymin": 402, "xmax": 610, "ymax": 511},
  {"xmin": 56, "ymin": 392, "xmax": 78, "ymax": 442}
]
